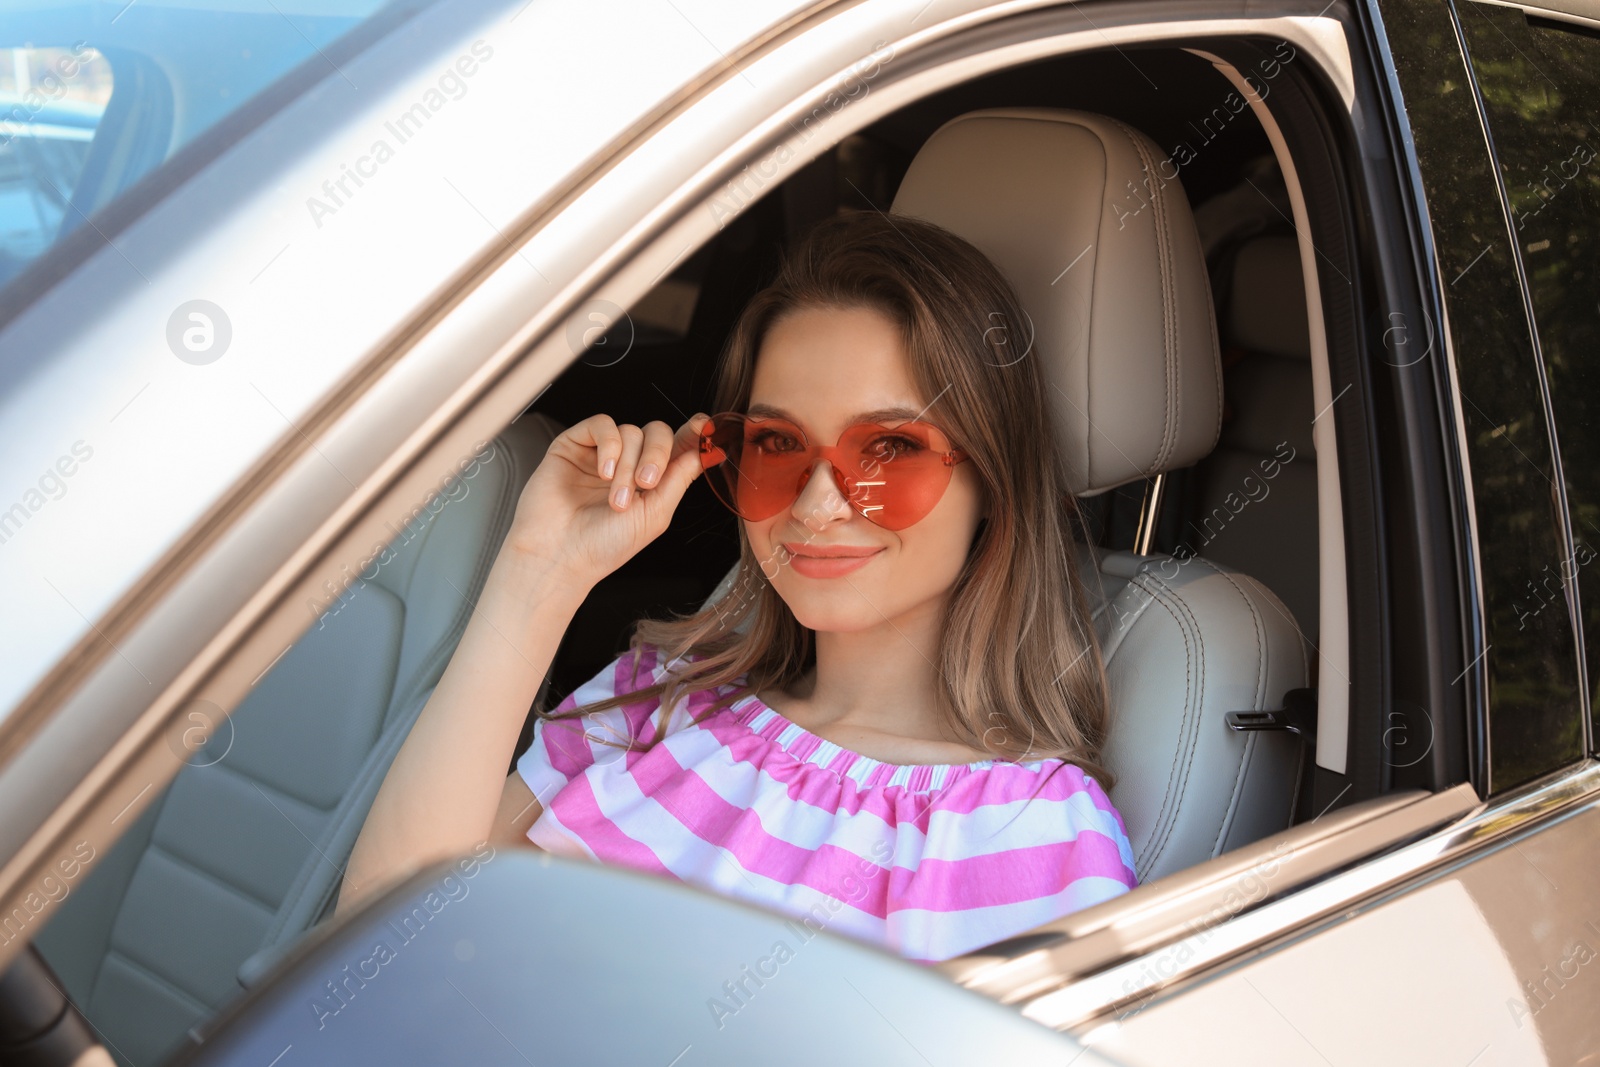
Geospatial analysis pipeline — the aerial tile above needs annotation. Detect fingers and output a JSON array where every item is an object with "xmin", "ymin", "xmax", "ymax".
[
  {"xmin": 651, "ymin": 413, "xmax": 713, "ymax": 501},
  {"xmin": 607, "ymin": 420, "xmax": 681, "ymax": 510},
  {"xmin": 633, "ymin": 420, "xmax": 677, "ymax": 492},
  {"xmin": 674, "ymin": 412, "xmax": 713, "ymax": 455},
  {"xmin": 567, "ymin": 413, "xmax": 711, "ymax": 511},
  {"xmin": 608, "ymin": 424, "xmax": 644, "ymax": 509},
  {"xmin": 572, "ymin": 414, "xmax": 623, "ymax": 479}
]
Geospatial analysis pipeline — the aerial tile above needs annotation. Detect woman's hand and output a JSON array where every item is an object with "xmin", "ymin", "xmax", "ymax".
[{"xmin": 504, "ymin": 411, "xmax": 713, "ymax": 589}]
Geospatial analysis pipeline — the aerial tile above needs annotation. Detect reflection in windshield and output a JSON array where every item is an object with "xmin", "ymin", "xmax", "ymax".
[
  {"xmin": 0, "ymin": 1, "xmax": 395, "ymax": 300},
  {"xmin": 0, "ymin": 46, "xmax": 111, "ymax": 289}
]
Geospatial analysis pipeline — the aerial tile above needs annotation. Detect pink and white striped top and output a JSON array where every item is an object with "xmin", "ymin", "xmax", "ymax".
[{"xmin": 516, "ymin": 640, "xmax": 1138, "ymax": 964}]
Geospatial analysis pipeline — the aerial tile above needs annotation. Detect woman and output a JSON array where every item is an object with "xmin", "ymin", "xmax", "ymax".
[{"xmin": 340, "ymin": 210, "xmax": 1137, "ymax": 964}]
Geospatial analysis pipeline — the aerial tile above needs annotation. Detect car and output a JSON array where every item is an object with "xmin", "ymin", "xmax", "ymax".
[{"xmin": 0, "ymin": 0, "xmax": 1596, "ymax": 1063}]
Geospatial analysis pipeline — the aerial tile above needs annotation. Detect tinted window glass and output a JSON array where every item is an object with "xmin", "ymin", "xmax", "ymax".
[
  {"xmin": 1381, "ymin": 0, "xmax": 1587, "ymax": 792},
  {"xmin": 1459, "ymin": 3, "xmax": 1600, "ymax": 754},
  {"xmin": 0, "ymin": 46, "xmax": 113, "ymax": 286},
  {"xmin": 0, "ymin": 1, "xmax": 400, "ymax": 301}
]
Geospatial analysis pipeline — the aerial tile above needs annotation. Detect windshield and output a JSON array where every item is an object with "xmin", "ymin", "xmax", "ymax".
[{"xmin": 0, "ymin": 0, "xmax": 416, "ymax": 304}]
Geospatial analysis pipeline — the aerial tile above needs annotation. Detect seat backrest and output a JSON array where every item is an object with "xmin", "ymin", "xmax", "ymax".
[
  {"xmin": 35, "ymin": 412, "xmax": 560, "ymax": 1066},
  {"xmin": 896, "ymin": 109, "xmax": 1310, "ymax": 882},
  {"xmin": 704, "ymin": 109, "xmax": 1310, "ymax": 885},
  {"xmin": 1187, "ymin": 233, "xmax": 1321, "ymax": 645}
]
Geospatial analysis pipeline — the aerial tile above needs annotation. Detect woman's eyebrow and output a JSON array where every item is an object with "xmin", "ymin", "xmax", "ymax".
[{"xmin": 745, "ymin": 402, "xmax": 927, "ymax": 425}]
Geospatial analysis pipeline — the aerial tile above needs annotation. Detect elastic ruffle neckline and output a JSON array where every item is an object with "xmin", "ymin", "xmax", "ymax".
[{"xmin": 719, "ymin": 684, "xmax": 1064, "ymax": 795}]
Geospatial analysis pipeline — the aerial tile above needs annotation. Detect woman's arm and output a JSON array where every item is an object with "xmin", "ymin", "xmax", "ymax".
[
  {"xmin": 335, "ymin": 410, "xmax": 711, "ymax": 919},
  {"xmin": 336, "ymin": 550, "xmax": 589, "ymax": 917},
  {"xmin": 489, "ymin": 768, "xmax": 546, "ymax": 849}
]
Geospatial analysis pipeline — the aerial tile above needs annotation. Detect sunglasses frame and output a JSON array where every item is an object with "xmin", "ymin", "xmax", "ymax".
[{"xmin": 697, "ymin": 410, "xmax": 970, "ymax": 530}]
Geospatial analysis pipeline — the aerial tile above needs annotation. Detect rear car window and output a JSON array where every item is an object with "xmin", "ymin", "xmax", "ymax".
[{"xmin": 1460, "ymin": 4, "xmax": 1600, "ymax": 763}]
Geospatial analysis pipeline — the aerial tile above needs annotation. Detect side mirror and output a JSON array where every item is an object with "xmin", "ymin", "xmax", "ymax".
[{"xmin": 171, "ymin": 846, "xmax": 1116, "ymax": 1066}]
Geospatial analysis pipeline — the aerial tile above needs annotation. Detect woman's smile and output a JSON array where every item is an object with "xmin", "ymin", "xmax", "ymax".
[{"xmin": 782, "ymin": 542, "xmax": 887, "ymax": 578}]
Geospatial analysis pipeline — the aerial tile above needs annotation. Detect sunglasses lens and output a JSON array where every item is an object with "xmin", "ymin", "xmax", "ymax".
[
  {"xmin": 839, "ymin": 421, "xmax": 958, "ymax": 530},
  {"xmin": 699, "ymin": 413, "xmax": 804, "ymax": 521},
  {"xmin": 698, "ymin": 413, "xmax": 961, "ymax": 530}
]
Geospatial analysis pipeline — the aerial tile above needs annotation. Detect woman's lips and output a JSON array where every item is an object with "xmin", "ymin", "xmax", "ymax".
[{"xmin": 782, "ymin": 546, "xmax": 885, "ymax": 578}]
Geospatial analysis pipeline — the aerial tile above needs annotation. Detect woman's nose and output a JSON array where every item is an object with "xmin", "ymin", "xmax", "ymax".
[{"xmin": 791, "ymin": 457, "xmax": 853, "ymax": 530}]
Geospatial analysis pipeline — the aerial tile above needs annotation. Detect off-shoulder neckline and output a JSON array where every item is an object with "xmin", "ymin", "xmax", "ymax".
[{"xmin": 721, "ymin": 685, "xmax": 1066, "ymax": 785}]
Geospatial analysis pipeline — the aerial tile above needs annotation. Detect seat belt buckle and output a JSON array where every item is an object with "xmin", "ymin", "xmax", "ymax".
[{"xmin": 1225, "ymin": 687, "xmax": 1317, "ymax": 742}]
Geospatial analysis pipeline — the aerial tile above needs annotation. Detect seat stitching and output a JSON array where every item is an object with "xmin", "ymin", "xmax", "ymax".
[
  {"xmin": 1120, "ymin": 585, "xmax": 1196, "ymax": 876},
  {"xmin": 78, "ymin": 772, "xmax": 176, "ymax": 1014},
  {"xmin": 1190, "ymin": 556, "xmax": 1269, "ymax": 704},
  {"xmin": 1203, "ymin": 240, "xmax": 1224, "ymax": 446},
  {"xmin": 1186, "ymin": 556, "xmax": 1273, "ymax": 856},
  {"xmin": 1111, "ymin": 117, "xmax": 1179, "ymax": 473},
  {"xmin": 145, "ymin": 839, "xmax": 281, "ymax": 914},
  {"xmin": 105, "ymin": 855, "xmax": 272, "ymax": 1005},
  {"xmin": 1141, "ymin": 580, "xmax": 1207, "ymax": 871},
  {"xmin": 1120, "ymin": 571, "xmax": 1204, "ymax": 875},
  {"xmin": 207, "ymin": 755, "xmax": 340, "ymax": 815},
  {"xmin": 1210, "ymin": 729, "xmax": 1254, "ymax": 857},
  {"xmin": 1131, "ymin": 574, "xmax": 1203, "ymax": 873},
  {"xmin": 96, "ymin": 948, "xmax": 214, "ymax": 1014}
]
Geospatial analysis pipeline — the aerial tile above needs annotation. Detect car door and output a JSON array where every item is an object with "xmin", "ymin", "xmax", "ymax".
[
  {"xmin": 1062, "ymin": 1, "xmax": 1600, "ymax": 1063},
  {"xmin": 4, "ymin": 0, "xmax": 1595, "ymax": 1063}
]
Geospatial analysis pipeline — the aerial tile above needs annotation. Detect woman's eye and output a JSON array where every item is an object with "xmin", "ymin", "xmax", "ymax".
[
  {"xmin": 750, "ymin": 430, "xmax": 800, "ymax": 454},
  {"xmin": 870, "ymin": 434, "xmax": 924, "ymax": 458}
]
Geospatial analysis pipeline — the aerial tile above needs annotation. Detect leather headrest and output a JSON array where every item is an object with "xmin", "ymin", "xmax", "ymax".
[
  {"xmin": 1228, "ymin": 234, "xmax": 1310, "ymax": 359},
  {"xmin": 891, "ymin": 108, "xmax": 1223, "ymax": 496}
]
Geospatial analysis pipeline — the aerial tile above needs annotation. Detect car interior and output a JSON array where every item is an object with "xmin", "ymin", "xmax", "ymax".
[{"xmin": 33, "ymin": 43, "xmax": 1329, "ymax": 1067}]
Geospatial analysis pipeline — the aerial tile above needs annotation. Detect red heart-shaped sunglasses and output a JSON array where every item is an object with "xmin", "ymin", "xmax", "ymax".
[{"xmin": 697, "ymin": 412, "xmax": 969, "ymax": 530}]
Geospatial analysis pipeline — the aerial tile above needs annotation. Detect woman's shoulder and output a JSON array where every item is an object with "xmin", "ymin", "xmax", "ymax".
[
  {"xmin": 543, "ymin": 638, "xmax": 733, "ymax": 737},
  {"xmin": 950, "ymin": 759, "xmax": 1131, "ymax": 834},
  {"xmin": 556, "ymin": 638, "xmax": 690, "ymax": 702}
]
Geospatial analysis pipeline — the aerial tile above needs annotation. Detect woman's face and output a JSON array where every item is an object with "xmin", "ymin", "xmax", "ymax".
[{"xmin": 743, "ymin": 303, "xmax": 986, "ymax": 634}]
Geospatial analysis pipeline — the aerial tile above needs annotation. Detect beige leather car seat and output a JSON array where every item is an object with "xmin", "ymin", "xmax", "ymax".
[
  {"xmin": 1188, "ymin": 233, "xmax": 1321, "ymax": 646},
  {"xmin": 704, "ymin": 109, "xmax": 1309, "ymax": 887},
  {"xmin": 35, "ymin": 411, "xmax": 562, "ymax": 1066}
]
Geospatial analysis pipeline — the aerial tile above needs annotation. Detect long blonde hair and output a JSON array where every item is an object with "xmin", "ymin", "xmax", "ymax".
[{"xmin": 539, "ymin": 209, "xmax": 1115, "ymax": 787}]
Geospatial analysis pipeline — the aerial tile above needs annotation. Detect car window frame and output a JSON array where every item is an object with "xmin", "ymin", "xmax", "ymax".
[{"xmin": 0, "ymin": 0, "xmax": 1523, "ymax": 1035}]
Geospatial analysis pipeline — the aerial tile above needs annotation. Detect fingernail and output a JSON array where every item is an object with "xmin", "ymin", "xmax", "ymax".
[
  {"xmin": 602, "ymin": 457, "xmax": 616, "ymax": 479},
  {"xmin": 638, "ymin": 463, "xmax": 658, "ymax": 485},
  {"xmin": 613, "ymin": 485, "xmax": 630, "ymax": 508}
]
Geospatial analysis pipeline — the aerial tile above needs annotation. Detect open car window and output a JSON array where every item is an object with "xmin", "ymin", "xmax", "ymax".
[{"xmin": 25, "ymin": 28, "xmax": 1382, "ymax": 1062}]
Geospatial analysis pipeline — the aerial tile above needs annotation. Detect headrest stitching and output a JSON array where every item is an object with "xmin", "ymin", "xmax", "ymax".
[{"xmin": 1111, "ymin": 117, "xmax": 1181, "ymax": 477}]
